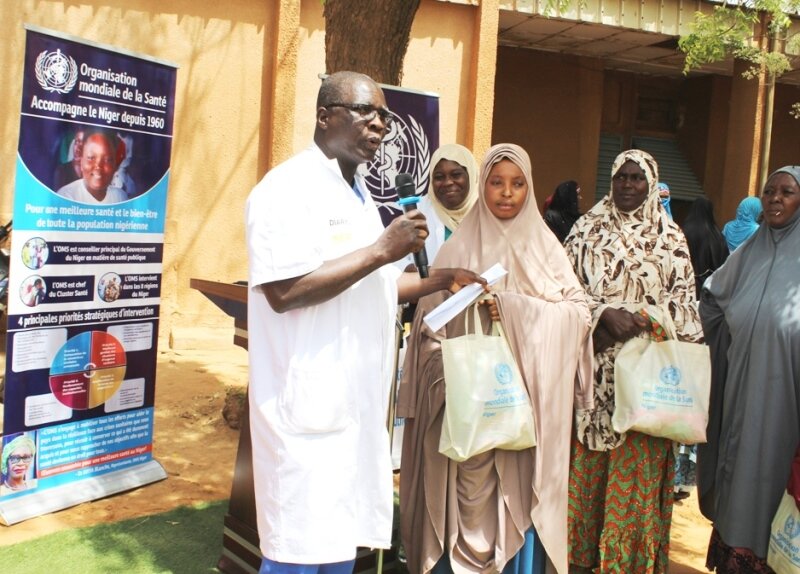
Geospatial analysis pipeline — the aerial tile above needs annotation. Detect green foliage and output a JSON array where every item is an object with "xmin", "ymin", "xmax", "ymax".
[
  {"xmin": 679, "ymin": 1, "xmax": 800, "ymax": 80},
  {"xmin": 679, "ymin": 6, "xmax": 759, "ymax": 72},
  {"xmin": 741, "ymin": 49, "xmax": 793, "ymax": 77}
]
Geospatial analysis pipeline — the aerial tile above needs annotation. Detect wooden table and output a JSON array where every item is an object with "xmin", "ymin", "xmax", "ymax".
[{"xmin": 190, "ymin": 278, "xmax": 400, "ymax": 574}]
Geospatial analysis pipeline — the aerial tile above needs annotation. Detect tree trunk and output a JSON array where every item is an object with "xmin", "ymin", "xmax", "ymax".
[{"xmin": 324, "ymin": 0, "xmax": 421, "ymax": 85}]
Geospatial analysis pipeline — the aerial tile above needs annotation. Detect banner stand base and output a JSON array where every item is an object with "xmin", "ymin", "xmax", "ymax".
[{"xmin": 0, "ymin": 459, "xmax": 167, "ymax": 526}]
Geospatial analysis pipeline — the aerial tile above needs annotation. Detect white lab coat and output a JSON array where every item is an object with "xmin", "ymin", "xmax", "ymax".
[{"xmin": 245, "ymin": 144, "xmax": 398, "ymax": 563}]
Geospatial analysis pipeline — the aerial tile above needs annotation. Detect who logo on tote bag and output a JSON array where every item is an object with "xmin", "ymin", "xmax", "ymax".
[{"xmin": 768, "ymin": 492, "xmax": 800, "ymax": 573}]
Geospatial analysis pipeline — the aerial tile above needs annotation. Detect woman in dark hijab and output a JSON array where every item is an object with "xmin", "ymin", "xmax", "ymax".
[
  {"xmin": 671, "ymin": 197, "xmax": 730, "ymax": 503},
  {"xmin": 698, "ymin": 166, "xmax": 800, "ymax": 572},
  {"xmin": 544, "ymin": 180, "xmax": 581, "ymax": 243},
  {"xmin": 681, "ymin": 197, "xmax": 729, "ymax": 299}
]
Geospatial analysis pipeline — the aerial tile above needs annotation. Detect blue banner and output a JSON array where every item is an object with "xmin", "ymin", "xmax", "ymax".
[{"xmin": 0, "ymin": 27, "xmax": 176, "ymax": 522}]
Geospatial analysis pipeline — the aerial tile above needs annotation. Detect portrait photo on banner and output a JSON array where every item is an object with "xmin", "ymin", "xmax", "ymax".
[{"xmin": 17, "ymin": 115, "xmax": 172, "ymax": 205}]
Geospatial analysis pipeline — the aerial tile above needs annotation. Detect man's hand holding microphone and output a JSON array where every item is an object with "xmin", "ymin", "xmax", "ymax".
[{"xmin": 384, "ymin": 173, "xmax": 487, "ymax": 302}]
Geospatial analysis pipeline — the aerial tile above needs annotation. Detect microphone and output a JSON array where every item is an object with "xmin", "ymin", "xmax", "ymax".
[{"xmin": 395, "ymin": 173, "xmax": 429, "ymax": 278}]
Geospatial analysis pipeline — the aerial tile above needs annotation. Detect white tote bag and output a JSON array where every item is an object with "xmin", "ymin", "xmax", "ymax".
[
  {"xmin": 439, "ymin": 304, "xmax": 537, "ymax": 462},
  {"xmin": 612, "ymin": 306, "xmax": 711, "ymax": 444},
  {"xmin": 768, "ymin": 491, "xmax": 800, "ymax": 573}
]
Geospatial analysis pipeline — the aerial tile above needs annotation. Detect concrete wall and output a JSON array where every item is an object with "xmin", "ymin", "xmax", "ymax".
[
  {"xmin": 601, "ymin": 71, "xmax": 637, "ymax": 144},
  {"xmin": 493, "ymin": 43, "xmax": 800, "ymax": 224},
  {"xmin": 681, "ymin": 74, "xmax": 800, "ymax": 222},
  {"xmin": 676, "ymin": 77, "xmax": 711, "ymax": 192},
  {"xmin": 718, "ymin": 59, "xmax": 764, "ymax": 222},
  {"xmin": 768, "ymin": 82, "xmax": 800, "ymax": 175},
  {"xmin": 492, "ymin": 46, "xmax": 604, "ymax": 212},
  {"xmin": 698, "ymin": 76, "xmax": 731, "ymax": 218}
]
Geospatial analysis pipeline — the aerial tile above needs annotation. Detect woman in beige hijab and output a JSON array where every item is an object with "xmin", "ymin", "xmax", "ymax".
[{"xmin": 397, "ymin": 143, "xmax": 593, "ymax": 574}]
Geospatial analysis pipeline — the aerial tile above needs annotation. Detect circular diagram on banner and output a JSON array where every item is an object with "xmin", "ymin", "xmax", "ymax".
[{"xmin": 49, "ymin": 331, "xmax": 127, "ymax": 409}]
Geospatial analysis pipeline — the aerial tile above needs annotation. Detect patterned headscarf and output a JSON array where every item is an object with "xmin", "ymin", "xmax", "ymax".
[
  {"xmin": 1, "ymin": 435, "xmax": 36, "ymax": 475},
  {"xmin": 426, "ymin": 144, "xmax": 479, "ymax": 233},
  {"xmin": 603, "ymin": 149, "xmax": 672, "ymax": 240}
]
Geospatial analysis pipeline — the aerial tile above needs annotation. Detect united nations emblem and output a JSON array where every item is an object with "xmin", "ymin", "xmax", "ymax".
[
  {"xmin": 35, "ymin": 49, "xmax": 78, "ymax": 94},
  {"xmin": 361, "ymin": 113, "xmax": 431, "ymax": 219}
]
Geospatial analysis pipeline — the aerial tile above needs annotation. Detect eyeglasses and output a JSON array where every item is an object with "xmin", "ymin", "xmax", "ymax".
[
  {"xmin": 326, "ymin": 103, "xmax": 394, "ymax": 127},
  {"xmin": 8, "ymin": 454, "xmax": 33, "ymax": 465},
  {"xmin": 612, "ymin": 172, "xmax": 647, "ymax": 184}
]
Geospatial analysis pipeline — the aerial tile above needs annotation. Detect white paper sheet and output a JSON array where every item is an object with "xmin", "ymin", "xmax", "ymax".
[{"xmin": 423, "ymin": 263, "xmax": 508, "ymax": 332}]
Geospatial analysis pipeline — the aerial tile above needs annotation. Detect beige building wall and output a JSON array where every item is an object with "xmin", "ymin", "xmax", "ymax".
[
  {"xmin": 492, "ymin": 47, "xmax": 604, "ymax": 212},
  {"xmin": 492, "ymin": 40, "xmax": 800, "ymax": 223},
  {"xmin": 0, "ymin": 0, "xmax": 494, "ymax": 348},
  {"xmin": 0, "ymin": 2, "xmax": 275, "ymax": 347},
  {"xmin": 767, "ymin": 82, "xmax": 800, "ymax": 177},
  {"xmin": 292, "ymin": 0, "xmax": 490, "ymax": 156},
  {"xmin": 718, "ymin": 59, "xmax": 765, "ymax": 221}
]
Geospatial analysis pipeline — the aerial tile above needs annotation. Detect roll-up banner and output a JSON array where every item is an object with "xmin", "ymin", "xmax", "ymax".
[
  {"xmin": 0, "ymin": 26, "xmax": 177, "ymax": 525},
  {"xmin": 361, "ymin": 83, "xmax": 440, "ymax": 227},
  {"xmin": 361, "ymin": 83, "xmax": 439, "ymax": 470}
]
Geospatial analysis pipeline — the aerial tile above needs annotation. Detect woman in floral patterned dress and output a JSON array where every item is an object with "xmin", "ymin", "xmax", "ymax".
[{"xmin": 564, "ymin": 149, "xmax": 703, "ymax": 572}]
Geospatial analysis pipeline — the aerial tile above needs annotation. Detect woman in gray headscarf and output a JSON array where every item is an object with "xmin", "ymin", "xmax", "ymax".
[{"xmin": 698, "ymin": 166, "xmax": 800, "ymax": 572}]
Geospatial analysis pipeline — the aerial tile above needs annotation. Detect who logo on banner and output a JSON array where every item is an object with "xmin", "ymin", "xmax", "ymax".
[
  {"xmin": 35, "ymin": 49, "xmax": 78, "ymax": 94},
  {"xmin": 359, "ymin": 84, "xmax": 439, "ymax": 227},
  {"xmin": 362, "ymin": 114, "xmax": 431, "ymax": 202}
]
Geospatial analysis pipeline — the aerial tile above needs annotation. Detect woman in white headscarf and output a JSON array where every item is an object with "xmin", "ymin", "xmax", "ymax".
[
  {"xmin": 398, "ymin": 145, "xmax": 479, "ymax": 272},
  {"xmin": 398, "ymin": 143, "xmax": 593, "ymax": 574},
  {"xmin": 564, "ymin": 149, "xmax": 702, "ymax": 573},
  {"xmin": 698, "ymin": 166, "xmax": 800, "ymax": 573}
]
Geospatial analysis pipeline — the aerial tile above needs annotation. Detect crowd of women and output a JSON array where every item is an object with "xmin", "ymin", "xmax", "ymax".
[{"xmin": 395, "ymin": 141, "xmax": 800, "ymax": 574}]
